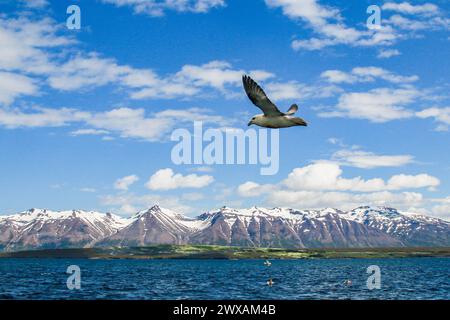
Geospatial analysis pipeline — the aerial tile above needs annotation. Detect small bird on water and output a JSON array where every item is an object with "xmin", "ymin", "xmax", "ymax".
[{"xmin": 243, "ymin": 75, "xmax": 308, "ymax": 129}]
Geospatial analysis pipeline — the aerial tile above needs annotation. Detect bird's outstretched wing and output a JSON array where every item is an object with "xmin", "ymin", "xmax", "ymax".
[
  {"xmin": 286, "ymin": 104, "xmax": 298, "ymax": 115},
  {"xmin": 242, "ymin": 75, "xmax": 283, "ymax": 117}
]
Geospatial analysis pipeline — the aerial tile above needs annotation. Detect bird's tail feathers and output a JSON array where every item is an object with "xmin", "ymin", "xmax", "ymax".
[{"xmin": 286, "ymin": 104, "xmax": 298, "ymax": 115}]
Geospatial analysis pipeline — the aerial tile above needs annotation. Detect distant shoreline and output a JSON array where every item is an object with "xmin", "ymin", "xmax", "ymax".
[{"xmin": 1, "ymin": 245, "xmax": 449, "ymax": 260}]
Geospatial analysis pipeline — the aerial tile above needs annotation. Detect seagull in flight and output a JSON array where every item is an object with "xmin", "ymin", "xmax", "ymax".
[{"xmin": 243, "ymin": 75, "xmax": 308, "ymax": 128}]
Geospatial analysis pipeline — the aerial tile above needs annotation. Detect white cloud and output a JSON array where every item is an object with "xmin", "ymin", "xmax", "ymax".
[
  {"xmin": 114, "ymin": 175, "xmax": 139, "ymax": 191},
  {"xmin": 187, "ymin": 166, "xmax": 214, "ymax": 173},
  {"xmin": 382, "ymin": 2, "xmax": 439, "ymax": 16},
  {"xmin": 377, "ymin": 49, "xmax": 401, "ymax": 59},
  {"xmin": 266, "ymin": 0, "xmax": 449, "ymax": 51},
  {"xmin": 0, "ymin": 16, "xmax": 72, "ymax": 74},
  {"xmin": 2, "ymin": 13, "xmax": 334, "ymax": 116},
  {"xmin": 381, "ymin": 3, "xmax": 449, "ymax": 33},
  {"xmin": 291, "ymin": 38, "xmax": 334, "ymax": 51},
  {"xmin": 237, "ymin": 181, "xmax": 276, "ymax": 197},
  {"xmin": 70, "ymin": 129, "xmax": 110, "ymax": 136},
  {"xmin": 284, "ymin": 162, "xmax": 386, "ymax": 192},
  {"xmin": 0, "ymin": 72, "xmax": 38, "ymax": 105},
  {"xmin": 80, "ymin": 187, "xmax": 96, "ymax": 193},
  {"xmin": 0, "ymin": 106, "xmax": 232, "ymax": 141},
  {"xmin": 129, "ymin": 60, "xmax": 273, "ymax": 100},
  {"xmin": 265, "ymin": 80, "xmax": 339, "ymax": 101},
  {"xmin": 48, "ymin": 56, "xmax": 275, "ymax": 101},
  {"xmin": 236, "ymin": 163, "xmax": 442, "ymax": 212},
  {"xmin": 48, "ymin": 54, "xmax": 131, "ymax": 91},
  {"xmin": 0, "ymin": 15, "xmax": 280, "ymax": 104},
  {"xmin": 0, "ymin": 16, "xmax": 72, "ymax": 105},
  {"xmin": 101, "ymin": 0, "xmax": 225, "ymax": 17},
  {"xmin": 319, "ymin": 88, "xmax": 419, "ymax": 122},
  {"xmin": 416, "ymin": 107, "xmax": 450, "ymax": 131},
  {"xmin": 266, "ymin": 189, "xmax": 424, "ymax": 211},
  {"xmin": 266, "ymin": 0, "xmax": 397, "ymax": 50},
  {"xmin": 84, "ymin": 107, "xmax": 231, "ymax": 141},
  {"xmin": 318, "ymin": 69, "xmax": 449, "ymax": 127},
  {"xmin": 85, "ymin": 107, "xmax": 173, "ymax": 141},
  {"xmin": 48, "ymin": 55, "xmax": 228, "ymax": 100},
  {"xmin": 386, "ymin": 14, "xmax": 429, "ymax": 31},
  {"xmin": 431, "ymin": 204, "xmax": 450, "ymax": 220},
  {"xmin": 47, "ymin": 53, "xmax": 195, "ymax": 99},
  {"xmin": 267, "ymin": 0, "xmax": 364, "ymax": 45},
  {"xmin": 50, "ymin": 56, "xmax": 201, "ymax": 100},
  {"xmin": 20, "ymin": 0, "xmax": 49, "ymax": 8},
  {"xmin": 146, "ymin": 168, "xmax": 214, "ymax": 190},
  {"xmin": 174, "ymin": 61, "xmax": 242, "ymax": 90},
  {"xmin": 327, "ymin": 137, "xmax": 344, "ymax": 146},
  {"xmin": 0, "ymin": 107, "xmax": 88, "ymax": 128},
  {"xmin": 265, "ymin": 81, "xmax": 310, "ymax": 101},
  {"xmin": 100, "ymin": 193, "xmax": 194, "ymax": 215},
  {"xmin": 237, "ymin": 162, "xmax": 439, "ymax": 204},
  {"xmin": 331, "ymin": 149, "xmax": 414, "ymax": 169},
  {"xmin": 291, "ymin": 27, "xmax": 398, "ymax": 51},
  {"xmin": 321, "ymin": 67, "xmax": 418, "ymax": 84},
  {"xmin": 431, "ymin": 197, "xmax": 450, "ymax": 220},
  {"xmin": 351, "ymin": 67, "xmax": 418, "ymax": 83},
  {"xmin": 266, "ymin": 0, "xmax": 338, "ymax": 24},
  {"xmin": 387, "ymin": 174, "xmax": 440, "ymax": 191},
  {"xmin": 320, "ymin": 70, "xmax": 354, "ymax": 84}
]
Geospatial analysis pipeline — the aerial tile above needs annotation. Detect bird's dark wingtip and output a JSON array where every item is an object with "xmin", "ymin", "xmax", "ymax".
[{"xmin": 242, "ymin": 74, "xmax": 253, "ymax": 92}]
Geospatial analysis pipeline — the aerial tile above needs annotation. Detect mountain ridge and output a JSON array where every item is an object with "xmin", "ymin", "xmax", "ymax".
[{"xmin": 0, "ymin": 205, "xmax": 449, "ymax": 252}]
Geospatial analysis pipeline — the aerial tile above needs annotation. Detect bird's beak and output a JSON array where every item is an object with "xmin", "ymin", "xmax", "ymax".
[{"xmin": 248, "ymin": 121, "xmax": 252, "ymax": 126}]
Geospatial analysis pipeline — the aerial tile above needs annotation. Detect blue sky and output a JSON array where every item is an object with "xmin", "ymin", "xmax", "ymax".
[{"xmin": 0, "ymin": 0, "xmax": 449, "ymax": 219}]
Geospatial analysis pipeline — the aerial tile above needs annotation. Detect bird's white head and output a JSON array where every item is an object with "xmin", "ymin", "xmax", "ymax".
[{"xmin": 248, "ymin": 114, "xmax": 264, "ymax": 126}]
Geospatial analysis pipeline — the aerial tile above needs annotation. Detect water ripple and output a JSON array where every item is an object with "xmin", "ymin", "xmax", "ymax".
[{"xmin": 0, "ymin": 258, "xmax": 448, "ymax": 300}]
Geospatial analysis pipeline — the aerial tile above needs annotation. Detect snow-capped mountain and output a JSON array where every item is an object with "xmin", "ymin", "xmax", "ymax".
[
  {"xmin": 0, "ymin": 205, "xmax": 449, "ymax": 252},
  {"xmin": 97, "ymin": 206, "xmax": 206, "ymax": 247},
  {"xmin": 0, "ymin": 208, "xmax": 128, "ymax": 251},
  {"xmin": 342, "ymin": 206, "xmax": 450, "ymax": 247},
  {"xmin": 190, "ymin": 207, "xmax": 403, "ymax": 248}
]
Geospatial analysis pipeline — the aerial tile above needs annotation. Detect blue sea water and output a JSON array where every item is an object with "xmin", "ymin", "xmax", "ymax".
[{"xmin": 0, "ymin": 258, "xmax": 448, "ymax": 300}]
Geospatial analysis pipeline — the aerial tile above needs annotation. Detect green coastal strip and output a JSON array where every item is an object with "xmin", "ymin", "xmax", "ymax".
[{"xmin": 1, "ymin": 245, "xmax": 450, "ymax": 259}]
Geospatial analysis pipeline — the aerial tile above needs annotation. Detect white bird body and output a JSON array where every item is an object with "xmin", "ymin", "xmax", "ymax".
[
  {"xmin": 243, "ymin": 75, "xmax": 308, "ymax": 129},
  {"xmin": 251, "ymin": 114, "xmax": 306, "ymax": 128}
]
